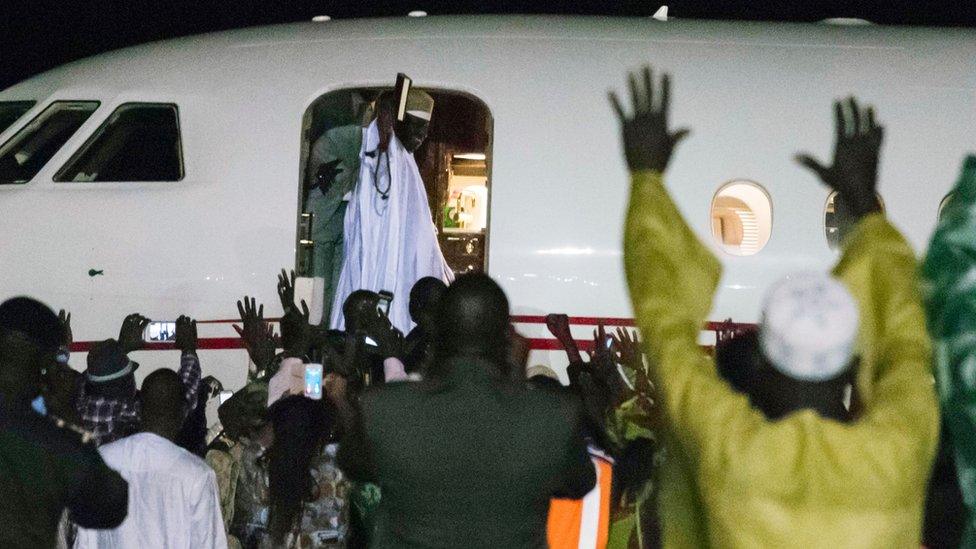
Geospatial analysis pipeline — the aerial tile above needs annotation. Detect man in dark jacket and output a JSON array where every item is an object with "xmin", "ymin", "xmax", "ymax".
[
  {"xmin": 338, "ymin": 273, "xmax": 595, "ymax": 549},
  {"xmin": 0, "ymin": 296, "xmax": 128, "ymax": 548}
]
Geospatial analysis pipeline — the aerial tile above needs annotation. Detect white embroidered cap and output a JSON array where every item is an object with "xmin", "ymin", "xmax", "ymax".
[{"xmin": 759, "ymin": 271, "xmax": 859, "ymax": 382}]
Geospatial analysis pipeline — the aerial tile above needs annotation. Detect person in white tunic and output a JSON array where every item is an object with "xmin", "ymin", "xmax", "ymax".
[
  {"xmin": 74, "ymin": 369, "xmax": 227, "ymax": 549},
  {"xmin": 330, "ymin": 88, "xmax": 453, "ymax": 334}
]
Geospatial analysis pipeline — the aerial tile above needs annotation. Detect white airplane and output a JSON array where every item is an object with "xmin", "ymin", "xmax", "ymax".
[{"xmin": 0, "ymin": 15, "xmax": 973, "ymax": 388}]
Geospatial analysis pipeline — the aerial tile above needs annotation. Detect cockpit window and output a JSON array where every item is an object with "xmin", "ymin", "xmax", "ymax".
[
  {"xmin": 0, "ymin": 101, "xmax": 35, "ymax": 135},
  {"xmin": 0, "ymin": 101, "xmax": 99, "ymax": 184},
  {"xmin": 55, "ymin": 103, "xmax": 183, "ymax": 182}
]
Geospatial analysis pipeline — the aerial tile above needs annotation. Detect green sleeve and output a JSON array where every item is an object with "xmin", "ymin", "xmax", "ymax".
[{"xmin": 923, "ymin": 155, "xmax": 976, "ymax": 541}]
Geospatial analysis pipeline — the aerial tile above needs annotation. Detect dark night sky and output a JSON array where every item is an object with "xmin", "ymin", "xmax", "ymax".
[{"xmin": 3, "ymin": 0, "xmax": 975, "ymax": 90}]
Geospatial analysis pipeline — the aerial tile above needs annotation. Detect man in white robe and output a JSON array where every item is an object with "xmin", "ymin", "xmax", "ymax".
[
  {"xmin": 74, "ymin": 369, "xmax": 226, "ymax": 549},
  {"xmin": 330, "ymin": 89, "xmax": 453, "ymax": 334}
]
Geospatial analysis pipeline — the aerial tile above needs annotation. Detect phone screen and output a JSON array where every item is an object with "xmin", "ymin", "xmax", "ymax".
[
  {"xmin": 144, "ymin": 321, "xmax": 176, "ymax": 342},
  {"xmin": 304, "ymin": 363, "xmax": 323, "ymax": 400},
  {"xmin": 218, "ymin": 390, "xmax": 234, "ymax": 405}
]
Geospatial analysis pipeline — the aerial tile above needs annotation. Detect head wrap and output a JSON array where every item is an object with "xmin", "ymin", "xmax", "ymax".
[{"xmin": 759, "ymin": 271, "xmax": 859, "ymax": 382}]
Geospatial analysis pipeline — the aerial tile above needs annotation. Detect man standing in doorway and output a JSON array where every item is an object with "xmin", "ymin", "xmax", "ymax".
[
  {"xmin": 305, "ymin": 100, "xmax": 372, "ymax": 325},
  {"xmin": 331, "ymin": 83, "xmax": 453, "ymax": 334}
]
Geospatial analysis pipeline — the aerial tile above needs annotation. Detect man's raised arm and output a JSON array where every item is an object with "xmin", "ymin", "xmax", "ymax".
[
  {"xmin": 175, "ymin": 315, "xmax": 202, "ymax": 413},
  {"xmin": 788, "ymin": 98, "xmax": 939, "ymax": 491},
  {"xmin": 612, "ymin": 67, "xmax": 757, "ymax": 455}
]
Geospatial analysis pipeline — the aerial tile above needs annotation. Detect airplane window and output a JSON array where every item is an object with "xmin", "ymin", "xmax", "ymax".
[
  {"xmin": 55, "ymin": 103, "xmax": 183, "ymax": 182},
  {"xmin": 0, "ymin": 101, "xmax": 35, "ymax": 135},
  {"xmin": 939, "ymin": 192, "xmax": 955, "ymax": 221},
  {"xmin": 824, "ymin": 191, "xmax": 885, "ymax": 250},
  {"xmin": 710, "ymin": 180, "xmax": 773, "ymax": 256},
  {"xmin": 0, "ymin": 101, "xmax": 99, "ymax": 184}
]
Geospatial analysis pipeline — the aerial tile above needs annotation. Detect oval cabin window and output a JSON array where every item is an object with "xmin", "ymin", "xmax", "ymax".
[
  {"xmin": 824, "ymin": 191, "xmax": 885, "ymax": 250},
  {"xmin": 710, "ymin": 180, "xmax": 773, "ymax": 256}
]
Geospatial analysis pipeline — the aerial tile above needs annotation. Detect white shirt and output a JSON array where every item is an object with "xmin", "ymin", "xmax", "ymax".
[{"xmin": 74, "ymin": 432, "xmax": 227, "ymax": 549}]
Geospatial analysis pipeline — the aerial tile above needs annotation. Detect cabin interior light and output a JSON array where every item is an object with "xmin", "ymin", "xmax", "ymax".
[
  {"xmin": 408, "ymin": 10, "xmax": 428, "ymax": 17},
  {"xmin": 311, "ymin": 15, "xmax": 332, "ymax": 22},
  {"xmin": 453, "ymin": 153, "xmax": 485, "ymax": 160}
]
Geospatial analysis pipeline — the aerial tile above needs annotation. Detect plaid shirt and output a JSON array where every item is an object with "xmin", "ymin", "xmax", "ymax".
[{"xmin": 77, "ymin": 352, "xmax": 202, "ymax": 446}]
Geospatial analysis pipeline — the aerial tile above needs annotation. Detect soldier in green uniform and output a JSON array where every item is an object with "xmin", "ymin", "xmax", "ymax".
[{"xmin": 306, "ymin": 122, "xmax": 365, "ymax": 324}]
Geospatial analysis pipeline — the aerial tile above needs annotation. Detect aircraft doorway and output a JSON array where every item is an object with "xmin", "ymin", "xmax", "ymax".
[{"xmin": 295, "ymin": 86, "xmax": 492, "ymax": 322}]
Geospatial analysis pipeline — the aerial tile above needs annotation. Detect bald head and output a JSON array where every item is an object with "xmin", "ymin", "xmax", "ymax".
[
  {"xmin": 141, "ymin": 369, "xmax": 185, "ymax": 438},
  {"xmin": 343, "ymin": 290, "xmax": 379, "ymax": 333},
  {"xmin": 434, "ymin": 273, "xmax": 511, "ymax": 367},
  {"xmin": 410, "ymin": 277, "xmax": 448, "ymax": 325}
]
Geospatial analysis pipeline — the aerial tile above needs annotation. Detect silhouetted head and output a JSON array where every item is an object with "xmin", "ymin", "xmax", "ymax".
[
  {"xmin": 432, "ymin": 273, "xmax": 512, "ymax": 374},
  {"xmin": 376, "ymin": 89, "xmax": 433, "ymax": 153},
  {"xmin": 409, "ymin": 277, "xmax": 448, "ymax": 326},
  {"xmin": 716, "ymin": 272, "xmax": 860, "ymax": 422},
  {"xmin": 715, "ymin": 330, "xmax": 762, "ymax": 395},
  {"xmin": 527, "ymin": 365, "xmax": 563, "ymax": 392},
  {"xmin": 716, "ymin": 332, "xmax": 856, "ymax": 422},
  {"xmin": 140, "ymin": 368, "xmax": 185, "ymax": 440},
  {"xmin": 0, "ymin": 297, "xmax": 61, "ymax": 412},
  {"xmin": 343, "ymin": 290, "xmax": 379, "ymax": 333}
]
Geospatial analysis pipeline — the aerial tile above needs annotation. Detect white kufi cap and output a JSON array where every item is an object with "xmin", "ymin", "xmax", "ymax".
[{"xmin": 759, "ymin": 271, "xmax": 859, "ymax": 382}]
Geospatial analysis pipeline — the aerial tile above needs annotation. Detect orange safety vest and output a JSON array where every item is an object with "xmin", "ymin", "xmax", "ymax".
[{"xmin": 548, "ymin": 451, "xmax": 614, "ymax": 549}]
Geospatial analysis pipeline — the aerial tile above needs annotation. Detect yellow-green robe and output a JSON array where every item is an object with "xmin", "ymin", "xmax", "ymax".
[{"xmin": 624, "ymin": 170, "xmax": 939, "ymax": 548}]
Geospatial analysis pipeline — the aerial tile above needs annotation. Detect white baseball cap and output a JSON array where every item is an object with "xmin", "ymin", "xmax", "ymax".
[{"xmin": 759, "ymin": 271, "xmax": 859, "ymax": 382}]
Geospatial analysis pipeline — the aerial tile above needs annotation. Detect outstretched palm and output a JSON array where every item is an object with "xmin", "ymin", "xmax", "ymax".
[
  {"xmin": 795, "ymin": 97, "xmax": 884, "ymax": 218},
  {"xmin": 609, "ymin": 66, "xmax": 690, "ymax": 173}
]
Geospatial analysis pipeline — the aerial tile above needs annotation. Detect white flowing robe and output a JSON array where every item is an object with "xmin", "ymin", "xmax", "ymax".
[{"xmin": 330, "ymin": 120, "xmax": 454, "ymax": 333}]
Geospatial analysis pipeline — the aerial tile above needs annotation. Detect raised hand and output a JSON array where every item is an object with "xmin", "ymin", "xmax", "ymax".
[
  {"xmin": 609, "ymin": 66, "xmax": 690, "ymax": 173},
  {"xmin": 58, "ymin": 309, "xmax": 72, "ymax": 348},
  {"xmin": 280, "ymin": 299, "xmax": 312, "ymax": 358},
  {"xmin": 795, "ymin": 97, "xmax": 884, "ymax": 219},
  {"xmin": 234, "ymin": 296, "xmax": 277, "ymax": 370},
  {"xmin": 277, "ymin": 269, "xmax": 296, "ymax": 314},
  {"xmin": 584, "ymin": 325, "xmax": 628, "ymax": 407},
  {"xmin": 119, "ymin": 313, "xmax": 150, "ymax": 354},
  {"xmin": 175, "ymin": 315, "xmax": 198, "ymax": 354},
  {"xmin": 546, "ymin": 313, "xmax": 583, "ymax": 365},
  {"xmin": 612, "ymin": 327, "xmax": 643, "ymax": 372}
]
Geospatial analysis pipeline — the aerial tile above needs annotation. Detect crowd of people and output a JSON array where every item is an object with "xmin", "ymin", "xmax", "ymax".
[{"xmin": 2, "ymin": 65, "xmax": 976, "ymax": 549}]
